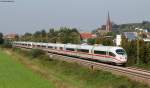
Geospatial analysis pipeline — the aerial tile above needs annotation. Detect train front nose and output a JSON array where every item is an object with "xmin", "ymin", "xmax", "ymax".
[{"xmin": 120, "ymin": 55, "xmax": 127, "ymax": 63}]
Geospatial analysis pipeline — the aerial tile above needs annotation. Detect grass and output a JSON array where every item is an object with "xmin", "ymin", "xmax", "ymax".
[
  {"xmin": 133, "ymin": 63, "xmax": 150, "ymax": 70},
  {"xmin": 36, "ymin": 59, "xmax": 150, "ymax": 88},
  {"xmin": 0, "ymin": 49, "xmax": 55, "ymax": 88},
  {"xmin": 126, "ymin": 56, "xmax": 150, "ymax": 70},
  {"xmin": 8, "ymin": 48, "xmax": 150, "ymax": 88}
]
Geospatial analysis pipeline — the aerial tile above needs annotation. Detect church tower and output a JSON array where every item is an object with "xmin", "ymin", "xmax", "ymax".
[{"xmin": 106, "ymin": 12, "xmax": 112, "ymax": 32}]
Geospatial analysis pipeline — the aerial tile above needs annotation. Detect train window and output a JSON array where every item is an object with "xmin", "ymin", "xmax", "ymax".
[
  {"xmin": 109, "ymin": 52, "xmax": 116, "ymax": 57},
  {"xmin": 116, "ymin": 49, "xmax": 126, "ymax": 55},
  {"xmin": 77, "ymin": 49, "xmax": 89, "ymax": 53},
  {"xmin": 66, "ymin": 48, "xmax": 74, "ymax": 51},
  {"xmin": 42, "ymin": 45, "xmax": 46, "ymax": 48},
  {"xmin": 60, "ymin": 47, "xmax": 63, "ymax": 50},
  {"xmin": 48, "ymin": 46, "xmax": 53, "ymax": 48},
  {"xmin": 94, "ymin": 51, "xmax": 106, "ymax": 55}
]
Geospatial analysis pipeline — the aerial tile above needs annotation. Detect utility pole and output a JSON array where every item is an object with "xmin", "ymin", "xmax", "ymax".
[
  {"xmin": 136, "ymin": 30, "xmax": 141, "ymax": 65},
  {"xmin": 137, "ymin": 35, "xmax": 140, "ymax": 65}
]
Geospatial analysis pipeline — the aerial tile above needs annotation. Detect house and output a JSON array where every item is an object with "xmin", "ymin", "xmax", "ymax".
[
  {"xmin": 4, "ymin": 33, "xmax": 18, "ymax": 41},
  {"xmin": 80, "ymin": 32, "xmax": 96, "ymax": 42},
  {"xmin": 124, "ymin": 32, "xmax": 137, "ymax": 41}
]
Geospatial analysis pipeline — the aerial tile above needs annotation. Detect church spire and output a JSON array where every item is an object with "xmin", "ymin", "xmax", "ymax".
[{"xmin": 106, "ymin": 12, "xmax": 112, "ymax": 32}]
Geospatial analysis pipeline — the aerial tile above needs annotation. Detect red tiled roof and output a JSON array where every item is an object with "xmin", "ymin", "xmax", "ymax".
[
  {"xmin": 80, "ymin": 33, "xmax": 96, "ymax": 39},
  {"xmin": 4, "ymin": 33, "xmax": 18, "ymax": 39}
]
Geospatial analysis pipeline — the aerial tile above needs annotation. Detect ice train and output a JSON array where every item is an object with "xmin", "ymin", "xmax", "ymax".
[{"xmin": 13, "ymin": 41, "xmax": 127, "ymax": 65}]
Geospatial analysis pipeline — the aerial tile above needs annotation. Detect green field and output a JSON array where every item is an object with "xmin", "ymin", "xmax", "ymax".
[{"xmin": 0, "ymin": 50, "xmax": 55, "ymax": 88}]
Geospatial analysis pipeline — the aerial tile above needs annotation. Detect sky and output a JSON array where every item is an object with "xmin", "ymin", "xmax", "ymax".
[{"xmin": 0, "ymin": 0, "xmax": 150, "ymax": 34}]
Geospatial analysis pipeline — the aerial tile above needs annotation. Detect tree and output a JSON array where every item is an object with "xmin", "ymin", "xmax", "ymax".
[
  {"xmin": 22, "ymin": 33, "xmax": 32, "ymax": 41},
  {"xmin": 70, "ymin": 31, "xmax": 81, "ymax": 44},
  {"xmin": 48, "ymin": 28, "xmax": 57, "ymax": 43},
  {"xmin": 102, "ymin": 38, "xmax": 114, "ymax": 46},
  {"xmin": 140, "ymin": 43, "xmax": 150, "ymax": 64},
  {"xmin": 41, "ymin": 29, "xmax": 47, "ymax": 42},
  {"xmin": 53, "ymin": 27, "xmax": 81, "ymax": 44},
  {"xmin": 0, "ymin": 32, "xmax": 4, "ymax": 44},
  {"xmin": 19, "ymin": 27, "xmax": 81, "ymax": 44},
  {"xmin": 87, "ymin": 38, "xmax": 96, "ymax": 45},
  {"xmin": 41, "ymin": 29, "xmax": 46, "ymax": 37},
  {"xmin": 33, "ymin": 31, "xmax": 41, "ymax": 42},
  {"xmin": 106, "ymin": 32, "xmax": 116, "ymax": 38}
]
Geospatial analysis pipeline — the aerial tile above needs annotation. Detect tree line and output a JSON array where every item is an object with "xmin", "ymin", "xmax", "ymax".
[
  {"xmin": 20, "ymin": 27, "xmax": 81, "ymax": 44},
  {"xmin": 0, "ymin": 33, "xmax": 4, "ymax": 44},
  {"xmin": 121, "ymin": 36, "xmax": 150, "ymax": 65},
  {"xmin": 1, "ymin": 28, "xmax": 150, "ymax": 66}
]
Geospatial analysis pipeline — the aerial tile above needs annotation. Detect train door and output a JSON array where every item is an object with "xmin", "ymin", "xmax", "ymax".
[{"xmin": 91, "ymin": 46, "xmax": 95, "ymax": 60}]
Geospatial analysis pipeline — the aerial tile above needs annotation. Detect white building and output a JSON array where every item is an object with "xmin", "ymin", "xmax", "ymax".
[{"xmin": 116, "ymin": 35, "xmax": 122, "ymax": 46}]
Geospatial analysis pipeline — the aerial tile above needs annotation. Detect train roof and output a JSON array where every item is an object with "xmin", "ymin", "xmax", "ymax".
[
  {"xmin": 94, "ymin": 46, "xmax": 123, "ymax": 51},
  {"xmin": 65, "ymin": 44, "xmax": 78, "ymax": 48},
  {"xmin": 14, "ymin": 41, "xmax": 125, "ymax": 51},
  {"xmin": 63, "ymin": 43, "xmax": 124, "ymax": 51},
  {"xmin": 78, "ymin": 45, "xmax": 94, "ymax": 50},
  {"xmin": 55, "ymin": 43, "xmax": 65, "ymax": 47}
]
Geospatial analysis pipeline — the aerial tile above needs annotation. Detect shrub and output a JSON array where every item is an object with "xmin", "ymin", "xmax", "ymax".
[
  {"xmin": 1, "ymin": 41, "xmax": 12, "ymax": 48},
  {"xmin": 12, "ymin": 47, "xmax": 21, "ymax": 52},
  {"xmin": 29, "ymin": 49, "xmax": 45, "ymax": 58},
  {"xmin": 39, "ymin": 55, "xmax": 52, "ymax": 61},
  {"xmin": 126, "ymin": 56, "xmax": 136, "ymax": 66}
]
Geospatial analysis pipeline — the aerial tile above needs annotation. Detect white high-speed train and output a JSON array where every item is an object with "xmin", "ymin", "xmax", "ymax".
[{"xmin": 13, "ymin": 41, "xmax": 127, "ymax": 65}]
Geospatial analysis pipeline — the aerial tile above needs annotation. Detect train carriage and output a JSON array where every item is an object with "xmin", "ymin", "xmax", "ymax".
[
  {"xmin": 56, "ymin": 44, "xmax": 66, "ymax": 54},
  {"xmin": 76, "ymin": 45, "xmax": 93, "ymax": 59},
  {"xmin": 65, "ymin": 44, "xmax": 77, "ymax": 56},
  {"xmin": 93, "ymin": 46, "xmax": 127, "ymax": 65}
]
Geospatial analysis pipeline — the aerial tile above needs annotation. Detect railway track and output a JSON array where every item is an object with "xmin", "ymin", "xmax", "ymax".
[
  {"xmin": 49, "ymin": 53, "xmax": 150, "ymax": 85},
  {"xmin": 126, "ymin": 67, "xmax": 150, "ymax": 73}
]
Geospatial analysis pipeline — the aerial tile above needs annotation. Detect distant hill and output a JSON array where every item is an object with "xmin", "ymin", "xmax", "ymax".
[
  {"xmin": 112, "ymin": 21, "xmax": 150, "ymax": 34},
  {"xmin": 92, "ymin": 21, "xmax": 150, "ymax": 35}
]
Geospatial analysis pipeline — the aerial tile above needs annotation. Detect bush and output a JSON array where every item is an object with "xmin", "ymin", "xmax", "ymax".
[
  {"xmin": 39, "ymin": 55, "xmax": 52, "ymax": 61},
  {"xmin": 12, "ymin": 48, "xmax": 51, "ymax": 61},
  {"xmin": 1, "ymin": 41, "xmax": 12, "ymax": 48},
  {"xmin": 126, "ymin": 56, "xmax": 137, "ymax": 66},
  {"xmin": 29, "ymin": 49, "xmax": 45, "ymax": 58},
  {"xmin": 0, "ymin": 39, "xmax": 4, "ymax": 44},
  {"xmin": 12, "ymin": 47, "xmax": 21, "ymax": 52}
]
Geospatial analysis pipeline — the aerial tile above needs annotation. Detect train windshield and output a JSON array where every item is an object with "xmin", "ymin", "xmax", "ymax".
[{"xmin": 116, "ymin": 49, "xmax": 126, "ymax": 55}]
